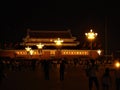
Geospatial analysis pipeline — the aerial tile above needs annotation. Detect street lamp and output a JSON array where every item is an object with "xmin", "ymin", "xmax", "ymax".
[
  {"xmin": 25, "ymin": 46, "xmax": 32, "ymax": 58},
  {"xmin": 97, "ymin": 49, "xmax": 102, "ymax": 55},
  {"xmin": 54, "ymin": 38, "xmax": 64, "ymax": 58},
  {"xmin": 25, "ymin": 46, "xmax": 31, "ymax": 54},
  {"xmin": 54, "ymin": 38, "xmax": 64, "ymax": 47},
  {"xmin": 29, "ymin": 49, "xmax": 34, "ymax": 55},
  {"xmin": 36, "ymin": 43, "xmax": 44, "ymax": 56},
  {"xmin": 85, "ymin": 29, "xmax": 98, "ymax": 49},
  {"xmin": 115, "ymin": 61, "xmax": 120, "ymax": 68}
]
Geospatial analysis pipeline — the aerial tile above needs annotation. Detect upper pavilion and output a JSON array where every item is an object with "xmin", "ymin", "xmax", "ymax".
[{"xmin": 21, "ymin": 29, "xmax": 80, "ymax": 48}]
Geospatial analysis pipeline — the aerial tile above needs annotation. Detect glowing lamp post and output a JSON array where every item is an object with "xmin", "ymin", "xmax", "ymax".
[
  {"xmin": 97, "ymin": 49, "xmax": 102, "ymax": 55},
  {"xmin": 36, "ymin": 43, "xmax": 44, "ymax": 55},
  {"xmin": 54, "ymin": 38, "xmax": 64, "ymax": 50},
  {"xmin": 25, "ymin": 46, "xmax": 33, "ymax": 58},
  {"xmin": 29, "ymin": 49, "xmax": 34, "ymax": 55},
  {"xmin": 54, "ymin": 38, "xmax": 64, "ymax": 47},
  {"xmin": 25, "ymin": 46, "xmax": 31, "ymax": 54},
  {"xmin": 115, "ymin": 62, "xmax": 120, "ymax": 68},
  {"xmin": 54, "ymin": 38, "xmax": 64, "ymax": 58},
  {"xmin": 85, "ymin": 29, "xmax": 98, "ymax": 49}
]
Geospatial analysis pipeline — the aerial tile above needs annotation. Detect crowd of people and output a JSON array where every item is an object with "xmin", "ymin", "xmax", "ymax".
[{"xmin": 0, "ymin": 57, "xmax": 120, "ymax": 90}]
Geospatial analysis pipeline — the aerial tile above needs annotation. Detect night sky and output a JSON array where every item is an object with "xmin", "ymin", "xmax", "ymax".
[{"xmin": 0, "ymin": 1, "xmax": 120, "ymax": 52}]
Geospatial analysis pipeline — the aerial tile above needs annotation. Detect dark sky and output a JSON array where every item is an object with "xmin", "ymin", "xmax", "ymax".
[{"xmin": 0, "ymin": 1, "xmax": 120, "ymax": 52}]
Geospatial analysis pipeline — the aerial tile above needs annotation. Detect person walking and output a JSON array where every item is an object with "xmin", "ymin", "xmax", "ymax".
[
  {"xmin": 43, "ymin": 60, "xmax": 50, "ymax": 80},
  {"xmin": 87, "ymin": 59, "xmax": 99, "ymax": 90},
  {"xmin": 0, "ymin": 60, "xmax": 7, "ymax": 85},
  {"xmin": 114, "ymin": 64, "xmax": 120, "ymax": 90},
  {"xmin": 60, "ymin": 59, "xmax": 65, "ymax": 81},
  {"xmin": 101, "ymin": 68, "xmax": 112, "ymax": 90}
]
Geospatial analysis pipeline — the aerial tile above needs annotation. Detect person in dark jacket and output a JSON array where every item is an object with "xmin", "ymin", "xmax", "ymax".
[
  {"xmin": 43, "ymin": 60, "xmax": 50, "ymax": 80},
  {"xmin": 60, "ymin": 59, "xmax": 65, "ymax": 81},
  {"xmin": 87, "ymin": 59, "xmax": 99, "ymax": 90},
  {"xmin": 101, "ymin": 68, "xmax": 112, "ymax": 90},
  {"xmin": 114, "ymin": 65, "xmax": 120, "ymax": 90}
]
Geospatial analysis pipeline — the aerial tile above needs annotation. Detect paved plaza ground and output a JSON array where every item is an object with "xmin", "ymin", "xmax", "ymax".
[{"xmin": 0, "ymin": 63, "xmax": 117, "ymax": 90}]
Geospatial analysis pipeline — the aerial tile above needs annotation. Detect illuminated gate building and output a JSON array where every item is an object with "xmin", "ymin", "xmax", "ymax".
[{"xmin": 0, "ymin": 29, "xmax": 101, "ymax": 59}]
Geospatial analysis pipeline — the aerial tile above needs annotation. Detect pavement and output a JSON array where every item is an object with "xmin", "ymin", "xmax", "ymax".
[{"xmin": 0, "ymin": 63, "xmax": 117, "ymax": 90}]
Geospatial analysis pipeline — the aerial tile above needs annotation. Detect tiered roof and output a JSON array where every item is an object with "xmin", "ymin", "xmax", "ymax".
[
  {"xmin": 21, "ymin": 29, "xmax": 79, "ymax": 47},
  {"xmin": 28, "ymin": 30, "xmax": 72, "ymax": 38}
]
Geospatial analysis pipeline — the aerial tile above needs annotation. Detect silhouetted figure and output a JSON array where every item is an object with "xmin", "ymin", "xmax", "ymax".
[
  {"xmin": 114, "ymin": 67, "xmax": 120, "ymax": 90},
  {"xmin": 102, "ymin": 68, "xmax": 112, "ymax": 90},
  {"xmin": 0, "ymin": 60, "xmax": 6, "ymax": 85},
  {"xmin": 73, "ymin": 58, "xmax": 78, "ymax": 67},
  {"xmin": 87, "ymin": 59, "xmax": 99, "ymax": 90},
  {"xmin": 43, "ymin": 60, "xmax": 50, "ymax": 80},
  {"xmin": 60, "ymin": 59, "xmax": 65, "ymax": 81},
  {"xmin": 31, "ymin": 59, "xmax": 36, "ymax": 71}
]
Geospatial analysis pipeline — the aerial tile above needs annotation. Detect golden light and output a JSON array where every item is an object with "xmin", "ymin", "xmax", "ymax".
[
  {"xmin": 25, "ymin": 46, "xmax": 31, "ymax": 52},
  {"xmin": 97, "ymin": 49, "xmax": 102, "ymax": 55},
  {"xmin": 29, "ymin": 50, "xmax": 34, "ymax": 55},
  {"xmin": 115, "ymin": 62, "xmax": 120, "ymax": 68},
  {"xmin": 54, "ymin": 38, "xmax": 64, "ymax": 46},
  {"xmin": 85, "ymin": 29, "xmax": 98, "ymax": 49},
  {"xmin": 85, "ymin": 29, "xmax": 98, "ymax": 40},
  {"xmin": 36, "ymin": 43, "xmax": 44, "ymax": 49}
]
